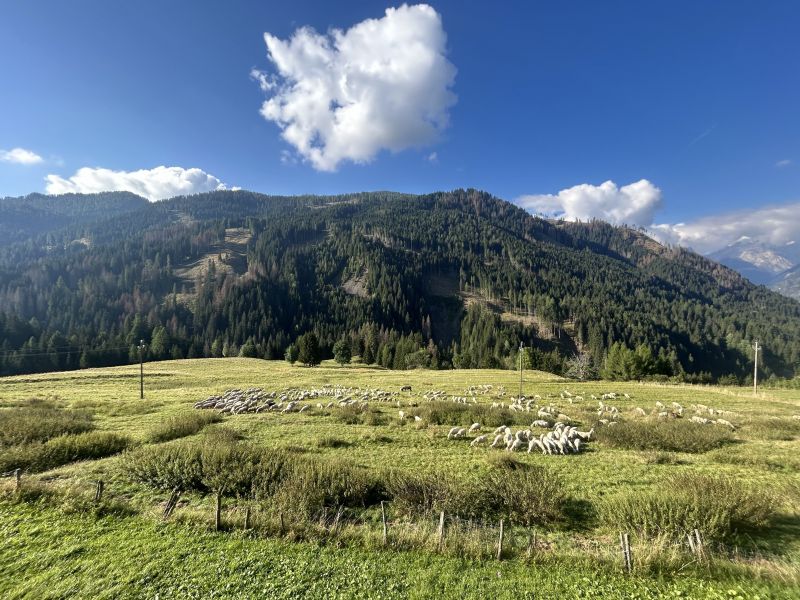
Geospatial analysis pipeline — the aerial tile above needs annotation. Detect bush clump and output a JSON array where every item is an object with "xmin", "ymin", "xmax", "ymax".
[
  {"xmin": 0, "ymin": 399, "xmax": 94, "ymax": 447},
  {"xmin": 272, "ymin": 458, "xmax": 384, "ymax": 520},
  {"xmin": 386, "ymin": 466, "xmax": 566, "ymax": 525},
  {"xmin": 147, "ymin": 412, "xmax": 223, "ymax": 443},
  {"xmin": 120, "ymin": 440, "xmax": 293, "ymax": 497},
  {"xmin": 595, "ymin": 420, "xmax": 733, "ymax": 453},
  {"xmin": 412, "ymin": 402, "xmax": 530, "ymax": 428},
  {"xmin": 332, "ymin": 405, "xmax": 386, "ymax": 426},
  {"xmin": 0, "ymin": 432, "xmax": 130, "ymax": 473},
  {"xmin": 600, "ymin": 474, "xmax": 777, "ymax": 541}
]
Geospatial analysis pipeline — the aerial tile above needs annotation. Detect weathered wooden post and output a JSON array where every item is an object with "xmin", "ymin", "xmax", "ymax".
[
  {"xmin": 693, "ymin": 528, "xmax": 705, "ymax": 562},
  {"xmin": 496, "ymin": 519, "xmax": 505, "ymax": 560},
  {"xmin": 619, "ymin": 532, "xmax": 632, "ymax": 573},
  {"xmin": 279, "ymin": 511, "xmax": 285, "ymax": 536},
  {"xmin": 94, "ymin": 480, "xmax": 104, "ymax": 503},
  {"xmin": 14, "ymin": 468, "xmax": 21, "ymax": 492},
  {"xmin": 381, "ymin": 501, "xmax": 388, "ymax": 546},
  {"xmin": 331, "ymin": 505, "xmax": 344, "ymax": 534},
  {"xmin": 215, "ymin": 492, "xmax": 222, "ymax": 532},
  {"xmin": 244, "ymin": 507, "xmax": 251, "ymax": 530},
  {"xmin": 437, "ymin": 510, "xmax": 445, "ymax": 552},
  {"xmin": 163, "ymin": 488, "xmax": 180, "ymax": 519}
]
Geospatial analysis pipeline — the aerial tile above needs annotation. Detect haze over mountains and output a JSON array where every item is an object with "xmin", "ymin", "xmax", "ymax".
[{"xmin": 1, "ymin": 189, "xmax": 798, "ymax": 382}]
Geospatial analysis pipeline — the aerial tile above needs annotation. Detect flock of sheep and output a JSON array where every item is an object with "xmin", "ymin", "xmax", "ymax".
[
  {"xmin": 448, "ymin": 421, "xmax": 594, "ymax": 455},
  {"xmin": 195, "ymin": 385, "xmax": 401, "ymax": 414},
  {"xmin": 193, "ymin": 384, "xmax": 783, "ymax": 458}
]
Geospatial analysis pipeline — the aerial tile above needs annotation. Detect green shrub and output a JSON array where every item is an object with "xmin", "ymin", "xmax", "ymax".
[
  {"xmin": 147, "ymin": 412, "xmax": 223, "ymax": 443},
  {"xmin": 595, "ymin": 420, "xmax": 733, "ymax": 453},
  {"xmin": 486, "ymin": 453, "xmax": 526, "ymax": 471},
  {"xmin": 0, "ymin": 432, "xmax": 130, "ymax": 473},
  {"xmin": 600, "ymin": 474, "xmax": 777, "ymax": 541},
  {"xmin": 412, "ymin": 401, "xmax": 531, "ymax": 428},
  {"xmin": 271, "ymin": 457, "xmax": 384, "ymax": 520},
  {"xmin": 120, "ymin": 438, "xmax": 294, "ymax": 498},
  {"xmin": 120, "ymin": 443, "xmax": 204, "ymax": 492},
  {"xmin": 316, "ymin": 436, "xmax": 352, "ymax": 448},
  {"xmin": 331, "ymin": 405, "xmax": 386, "ymax": 426},
  {"xmin": 386, "ymin": 466, "xmax": 566, "ymax": 525},
  {"xmin": 384, "ymin": 470, "xmax": 472, "ymax": 517},
  {"xmin": 0, "ymin": 399, "xmax": 94, "ymax": 447},
  {"xmin": 480, "ymin": 467, "xmax": 567, "ymax": 526},
  {"xmin": 333, "ymin": 405, "xmax": 365, "ymax": 424}
]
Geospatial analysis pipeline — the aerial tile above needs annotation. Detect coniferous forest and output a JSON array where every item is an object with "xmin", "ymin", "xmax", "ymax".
[{"xmin": 1, "ymin": 189, "xmax": 799, "ymax": 382}]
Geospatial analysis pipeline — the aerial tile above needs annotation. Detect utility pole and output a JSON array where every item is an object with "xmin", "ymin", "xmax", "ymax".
[
  {"xmin": 753, "ymin": 340, "xmax": 760, "ymax": 397},
  {"xmin": 138, "ymin": 339, "xmax": 146, "ymax": 399},
  {"xmin": 519, "ymin": 341, "xmax": 524, "ymax": 399}
]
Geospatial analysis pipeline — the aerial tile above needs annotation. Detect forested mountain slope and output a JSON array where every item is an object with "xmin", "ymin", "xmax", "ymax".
[{"xmin": 1, "ymin": 189, "xmax": 798, "ymax": 381}]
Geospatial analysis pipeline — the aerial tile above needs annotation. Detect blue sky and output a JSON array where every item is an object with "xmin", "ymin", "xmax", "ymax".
[{"xmin": 1, "ymin": 1, "xmax": 798, "ymax": 251}]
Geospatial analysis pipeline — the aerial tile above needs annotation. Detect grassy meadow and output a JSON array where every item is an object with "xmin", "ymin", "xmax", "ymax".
[{"xmin": 1, "ymin": 358, "xmax": 799, "ymax": 599}]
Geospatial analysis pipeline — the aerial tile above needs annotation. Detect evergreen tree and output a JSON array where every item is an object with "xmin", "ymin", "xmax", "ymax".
[
  {"xmin": 285, "ymin": 344, "xmax": 298, "ymax": 365},
  {"xmin": 296, "ymin": 332, "xmax": 321, "ymax": 366},
  {"xmin": 333, "ymin": 338, "xmax": 352, "ymax": 365},
  {"xmin": 239, "ymin": 338, "xmax": 258, "ymax": 358}
]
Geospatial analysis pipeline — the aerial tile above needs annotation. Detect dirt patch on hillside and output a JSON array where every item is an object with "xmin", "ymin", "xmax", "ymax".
[
  {"xmin": 342, "ymin": 268, "xmax": 370, "ymax": 299},
  {"xmin": 172, "ymin": 228, "xmax": 252, "ymax": 303}
]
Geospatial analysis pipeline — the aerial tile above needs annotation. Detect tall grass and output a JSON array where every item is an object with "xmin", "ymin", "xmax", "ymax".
[
  {"xmin": 595, "ymin": 420, "xmax": 733, "ymax": 453},
  {"xmin": 0, "ymin": 432, "xmax": 130, "ymax": 473},
  {"xmin": 0, "ymin": 399, "xmax": 94, "ymax": 447},
  {"xmin": 600, "ymin": 474, "xmax": 777, "ymax": 541},
  {"xmin": 146, "ymin": 412, "xmax": 223, "ymax": 443}
]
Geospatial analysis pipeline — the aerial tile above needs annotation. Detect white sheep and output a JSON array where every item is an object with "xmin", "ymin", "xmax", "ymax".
[
  {"xmin": 490, "ymin": 433, "xmax": 505, "ymax": 448},
  {"xmin": 470, "ymin": 434, "xmax": 488, "ymax": 447},
  {"xmin": 468, "ymin": 422, "xmax": 481, "ymax": 433}
]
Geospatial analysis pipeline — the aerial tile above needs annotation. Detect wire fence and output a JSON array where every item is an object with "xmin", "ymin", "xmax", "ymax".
[{"xmin": 1, "ymin": 472, "xmax": 723, "ymax": 573}]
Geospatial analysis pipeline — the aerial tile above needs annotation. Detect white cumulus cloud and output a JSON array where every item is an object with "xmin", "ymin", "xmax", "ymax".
[
  {"xmin": 517, "ymin": 179, "xmax": 663, "ymax": 228},
  {"xmin": 255, "ymin": 3, "xmax": 457, "ymax": 171},
  {"xmin": 650, "ymin": 202, "xmax": 800, "ymax": 255},
  {"xmin": 45, "ymin": 166, "xmax": 229, "ymax": 202},
  {"xmin": 0, "ymin": 147, "xmax": 44, "ymax": 165}
]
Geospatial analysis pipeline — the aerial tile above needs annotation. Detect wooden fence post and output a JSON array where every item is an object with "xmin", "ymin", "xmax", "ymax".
[
  {"xmin": 14, "ymin": 468, "xmax": 21, "ymax": 492},
  {"xmin": 244, "ymin": 507, "xmax": 251, "ymax": 530},
  {"xmin": 381, "ymin": 501, "xmax": 388, "ymax": 546},
  {"xmin": 620, "ymin": 532, "xmax": 632, "ymax": 573},
  {"xmin": 496, "ymin": 519, "xmax": 505, "ymax": 560},
  {"xmin": 331, "ymin": 505, "xmax": 344, "ymax": 534},
  {"xmin": 215, "ymin": 492, "xmax": 222, "ymax": 532},
  {"xmin": 94, "ymin": 480, "xmax": 104, "ymax": 503},
  {"xmin": 163, "ymin": 488, "xmax": 180, "ymax": 519},
  {"xmin": 437, "ymin": 511, "xmax": 445, "ymax": 552},
  {"xmin": 693, "ymin": 528, "xmax": 705, "ymax": 562},
  {"xmin": 279, "ymin": 512, "xmax": 285, "ymax": 536}
]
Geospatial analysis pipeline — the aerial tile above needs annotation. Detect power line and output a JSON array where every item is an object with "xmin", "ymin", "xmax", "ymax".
[{"xmin": 0, "ymin": 345, "xmax": 132, "ymax": 359}]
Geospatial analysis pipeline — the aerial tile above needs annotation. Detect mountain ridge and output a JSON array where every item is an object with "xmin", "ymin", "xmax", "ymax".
[{"xmin": 0, "ymin": 188, "xmax": 798, "ymax": 381}]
